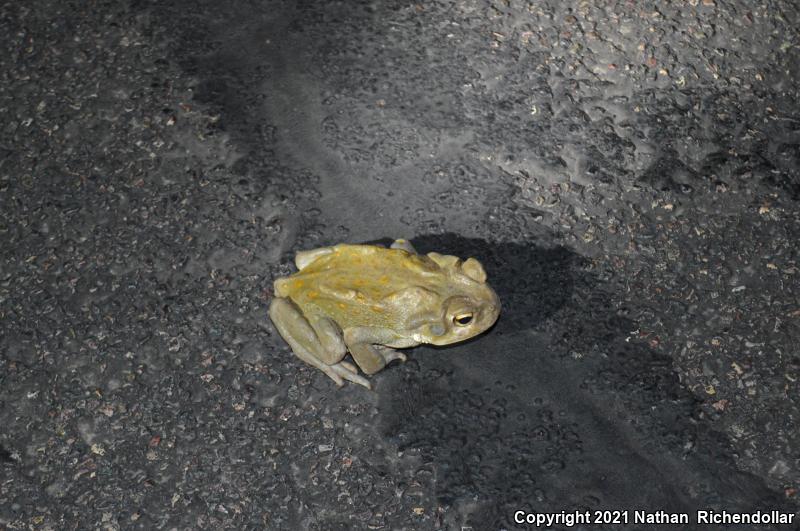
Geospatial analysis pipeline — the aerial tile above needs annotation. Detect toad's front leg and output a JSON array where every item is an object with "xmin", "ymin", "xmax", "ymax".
[
  {"xmin": 343, "ymin": 327, "xmax": 409, "ymax": 376},
  {"xmin": 268, "ymin": 297, "xmax": 371, "ymax": 388}
]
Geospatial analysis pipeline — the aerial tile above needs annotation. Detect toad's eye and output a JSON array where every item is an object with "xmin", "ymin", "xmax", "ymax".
[{"xmin": 453, "ymin": 313, "xmax": 473, "ymax": 326}]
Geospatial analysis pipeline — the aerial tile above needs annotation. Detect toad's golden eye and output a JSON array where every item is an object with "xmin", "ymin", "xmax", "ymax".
[{"xmin": 453, "ymin": 313, "xmax": 473, "ymax": 326}]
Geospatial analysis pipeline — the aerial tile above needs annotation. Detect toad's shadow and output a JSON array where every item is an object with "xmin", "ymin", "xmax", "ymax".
[{"xmin": 373, "ymin": 233, "xmax": 788, "ymax": 530}]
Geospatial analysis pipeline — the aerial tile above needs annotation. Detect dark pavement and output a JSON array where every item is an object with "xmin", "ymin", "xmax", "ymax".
[{"xmin": 1, "ymin": 0, "xmax": 799, "ymax": 529}]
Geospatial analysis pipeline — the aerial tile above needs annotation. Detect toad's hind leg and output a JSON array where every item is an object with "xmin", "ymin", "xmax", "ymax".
[{"xmin": 268, "ymin": 297, "xmax": 371, "ymax": 388}]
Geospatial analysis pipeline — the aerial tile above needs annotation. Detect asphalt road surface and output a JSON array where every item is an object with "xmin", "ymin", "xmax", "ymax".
[{"xmin": 2, "ymin": 0, "xmax": 799, "ymax": 529}]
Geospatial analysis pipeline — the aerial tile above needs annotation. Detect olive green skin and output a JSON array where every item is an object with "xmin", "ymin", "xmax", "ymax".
[{"xmin": 269, "ymin": 240, "xmax": 500, "ymax": 389}]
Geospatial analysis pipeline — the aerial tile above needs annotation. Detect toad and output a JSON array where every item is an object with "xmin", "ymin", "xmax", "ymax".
[{"xmin": 268, "ymin": 239, "xmax": 500, "ymax": 389}]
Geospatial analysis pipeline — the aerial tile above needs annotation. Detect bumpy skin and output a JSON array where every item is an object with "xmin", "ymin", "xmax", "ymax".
[{"xmin": 268, "ymin": 239, "xmax": 501, "ymax": 389}]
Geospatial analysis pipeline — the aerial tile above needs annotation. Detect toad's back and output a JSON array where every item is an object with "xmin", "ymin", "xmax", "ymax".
[
  {"xmin": 277, "ymin": 245, "xmax": 441, "ymax": 296},
  {"xmin": 273, "ymin": 244, "xmax": 449, "ymax": 329}
]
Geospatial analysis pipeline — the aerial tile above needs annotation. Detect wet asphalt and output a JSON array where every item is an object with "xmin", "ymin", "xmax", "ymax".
[{"xmin": 1, "ymin": 0, "xmax": 799, "ymax": 529}]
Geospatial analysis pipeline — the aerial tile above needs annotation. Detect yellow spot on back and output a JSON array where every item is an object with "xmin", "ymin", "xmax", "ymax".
[{"xmin": 308, "ymin": 291, "xmax": 318, "ymax": 299}]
